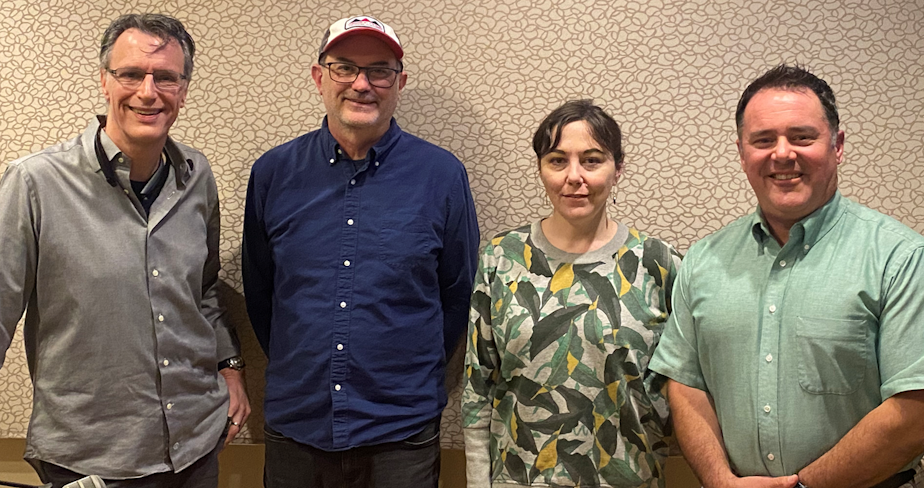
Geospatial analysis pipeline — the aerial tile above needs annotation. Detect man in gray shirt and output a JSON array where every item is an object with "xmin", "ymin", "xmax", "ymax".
[{"xmin": 0, "ymin": 13, "xmax": 250, "ymax": 488}]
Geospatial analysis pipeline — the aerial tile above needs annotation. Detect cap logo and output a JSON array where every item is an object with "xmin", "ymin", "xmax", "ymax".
[{"xmin": 345, "ymin": 17, "xmax": 385, "ymax": 33}]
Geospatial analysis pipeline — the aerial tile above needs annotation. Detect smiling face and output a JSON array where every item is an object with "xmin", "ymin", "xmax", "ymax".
[
  {"xmin": 540, "ymin": 120, "xmax": 621, "ymax": 226},
  {"xmin": 100, "ymin": 28, "xmax": 187, "ymax": 152},
  {"xmin": 311, "ymin": 35, "xmax": 407, "ymax": 143},
  {"xmin": 737, "ymin": 88, "xmax": 844, "ymax": 239}
]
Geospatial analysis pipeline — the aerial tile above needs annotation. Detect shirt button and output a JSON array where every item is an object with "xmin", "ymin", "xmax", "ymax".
[
  {"xmin": 804, "ymin": 244, "xmax": 810, "ymax": 251},
  {"xmin": 765, "ymin": 354, "xmax": 773, "ymax": 362},
  {"xmin": 347, "ymin": 219, "xmax": 354, "ymax": 225},
  {"xmin": 158, "ymin": 314, "xmax": 165, "ymax": 322},
  {"xmin": 768, "ymin": 305, "xmax": 776, "ymax": 313},
  {"xmin": 767, "ymin": 453, "xmax": 775, "ymax": 461},
  {"xmin": 763, "ymin": 405, "xmax": 771, "ymax": 413},
  {"xmin": 334, "ymin": 384, "xmax": 341, "ymax": 391},
  {"xmin": 375, "ymin": 161, "xmax": 380, "ymax": 166},
  {"xmin": 173, "ymin": 442, "xmax": 180, "ymax": 450},
  {"xmin": 337, "ymin": 344, "xmax": 344, "ymax": 351},
  {"xmin": 344, "ymin": 260, "xmax": 351, "ymax": 267},
  {"xmin": 167, "ymin": 402, "xmax": 174, "ymax": 410},
  {"xmin": 152, "ymin": 269, "xmax": 159, "ymax": 277},
  {"xmin": 779, "ymin": 260, "xmax": 787, "ymax": 267},
  {"xmin": 329, "ymin": 158, "xmax": 335, "ymax": 164},
  {"xmin": 337, "ymin": 149, "xmax": 342, "ymax": 155},
  {"xmin": 350, "ymin": 179, "xmax": 356, "ymax": 185},
  {"xmin": 118, "ymin": 157, "xmax": 124, "ymax": 163},
  {"xmin": 163, "ymin": 359, "xmax": 169, "ymax": 366},
  {"xmin": 123, "ymin": 189, "xmax": 130, "ymax": 195},
  {"xmin": 340, "ymin": 301, "xmax": 347, "ymax": 308}
]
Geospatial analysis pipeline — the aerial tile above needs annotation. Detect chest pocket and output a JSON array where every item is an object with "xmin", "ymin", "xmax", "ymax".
[
  {"xmin": 378, "ymin": 216, "xmax": 437, "ymax": 272},
  {"xmin": 796, "ymin": 316, "xmax": 872, "ymax": 395}
]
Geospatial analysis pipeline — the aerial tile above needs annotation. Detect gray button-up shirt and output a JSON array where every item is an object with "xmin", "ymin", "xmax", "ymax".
[{"xmin": 0, "ymin": 117, "xmax": 237, "ymax": 478}]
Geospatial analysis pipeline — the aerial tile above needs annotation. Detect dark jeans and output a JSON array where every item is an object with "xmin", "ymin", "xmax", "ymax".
[
  {"xmin": 30, "ymin": 440, "xmax": 221, "ymax": 488},
  {"xmin": 263, "ymin": 420, "xmax": 441, "ymax": 488}
]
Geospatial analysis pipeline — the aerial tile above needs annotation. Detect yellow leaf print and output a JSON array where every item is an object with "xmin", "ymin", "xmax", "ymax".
[
  {"xmin": 593, "ymin": 411, "xmax": 606, "ymax": 430},
  {"xmin": 493, "ymin": 398, "xmax": 501, "ymax": 408},
  {"xmin": 589, "ymin": 297, "xmax": 598, "ymax": 310},
  {"xmin": 531, "ymin": 385, "xmax": 553, "ymax": 399},
  {"xmin": 492, "ymin": 236, "xmax": 504, "ymax": 246},
  {"xmin": 509, "ymin": 281, "xmax": 518, "ymax": 294},
  {"xmin": 524, "ymin": 243, "xmax": 532, "ymax": 269},
  {"xmin": 616, "ymin": 264, "xmax": 632, "ymax": 296},
  {"xmin": 566, "ymin": 352, "xmax": 579, "ymax": 375},
  {"xmin": 596, "ymin": 438, "xmax": 611, "ymax": 468},
  {"xmin": 607, "ymin": 380, "xmax": 620, "ymax": 405},
  {"xmin": 630, "ymin": 228, "xmax": 641, "ymax": 241},
  {"xmin": 495, "ymin": 298, "xmax": 503, "ymax": 312},
  {"xmin": 636, "ymin": 430, "xmax": 650, "ymax": 451},
  {"xmin": 511, "ymin": 412, "xmax": 518, "ymax": 441},
  {"xmin": 535, "ymin": 430, "xmax": 560, "ymax": 472},
  {"xmin": 658, "ymin": 262, "xmax": 668, "ymax": 284},
  {"xmin": 550, "ymin": 263, "xmax": 574, "ymax": 294}
]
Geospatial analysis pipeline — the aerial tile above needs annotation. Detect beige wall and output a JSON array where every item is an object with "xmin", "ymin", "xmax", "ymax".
[{"xmin": 1, "ymin": 0, "xmax": 922, "ymax": 481}]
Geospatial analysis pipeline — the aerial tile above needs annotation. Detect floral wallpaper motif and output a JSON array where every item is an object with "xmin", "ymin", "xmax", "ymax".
[{"xmin": 1, "ymin": 0, "xmax": 922, "ymax": 449}]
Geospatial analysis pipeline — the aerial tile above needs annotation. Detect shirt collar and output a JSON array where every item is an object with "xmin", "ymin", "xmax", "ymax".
[
  {"xmin": 92, "ymin": 115, "xmax": 191, "ymax": 186},
  {"xmin": 750, "ymin": 191, "xmax": 845, "ymax": 252},
  {"xmin": 321, "ymin": 116, "xmax": 402, "ymax": 166}
]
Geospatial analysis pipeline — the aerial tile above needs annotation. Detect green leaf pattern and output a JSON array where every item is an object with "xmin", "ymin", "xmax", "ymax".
[{"xmin": 463, "ymin": 224, "xmax": 681, "ymax": 487}]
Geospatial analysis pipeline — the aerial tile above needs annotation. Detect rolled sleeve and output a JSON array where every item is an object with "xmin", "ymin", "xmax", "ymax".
[{"xmin": 878, "ymin": 245, "xmax": 924, "ymax": 399}]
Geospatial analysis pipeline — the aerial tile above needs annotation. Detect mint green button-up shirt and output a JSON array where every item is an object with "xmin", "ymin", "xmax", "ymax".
[{"xmin": 650, "ymin": 192, "xmax": 924, "ymax": 476}]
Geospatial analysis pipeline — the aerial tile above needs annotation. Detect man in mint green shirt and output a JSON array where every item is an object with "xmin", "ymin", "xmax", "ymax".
[{"xmin": 650, "ymin": 65, "xmax": 924, "ymax": 488}]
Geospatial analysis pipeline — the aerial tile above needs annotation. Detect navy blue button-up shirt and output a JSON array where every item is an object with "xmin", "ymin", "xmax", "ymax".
[{"xmin": 243, "ymin": 118, "xmax": 479, "ymax": 450}]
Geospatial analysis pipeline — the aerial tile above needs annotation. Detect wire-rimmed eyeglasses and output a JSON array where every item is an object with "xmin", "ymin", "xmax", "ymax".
[{"xmin": 106, "ymin": 67, "xmax": 188, "ymax": 91}]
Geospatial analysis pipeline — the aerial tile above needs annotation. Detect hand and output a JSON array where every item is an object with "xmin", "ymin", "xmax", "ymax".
[{"xmin": 220, "ymin": 367, "xmax": 251, "ymax": 446}]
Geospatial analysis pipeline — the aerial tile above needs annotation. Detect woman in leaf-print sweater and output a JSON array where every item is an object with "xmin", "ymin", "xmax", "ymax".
[{"xmin": 462, "ymin": 100, "xmax": 681, "ymax": 488}]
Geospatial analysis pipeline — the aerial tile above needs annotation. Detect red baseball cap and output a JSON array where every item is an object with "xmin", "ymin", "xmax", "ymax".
[{"xmin": 318, "ymin": 16, "xmax": 403, "ymax": 61}]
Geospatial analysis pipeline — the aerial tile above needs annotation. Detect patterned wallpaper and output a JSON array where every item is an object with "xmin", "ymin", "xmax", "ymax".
[{"xmin": 1, "ymin": 0, "xmax": 922, "ymax": 450}]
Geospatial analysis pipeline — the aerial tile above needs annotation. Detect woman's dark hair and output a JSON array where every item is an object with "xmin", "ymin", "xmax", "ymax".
[{"xmin": 532, "ymin": 99, "xmax": 624, "ymax": 171}]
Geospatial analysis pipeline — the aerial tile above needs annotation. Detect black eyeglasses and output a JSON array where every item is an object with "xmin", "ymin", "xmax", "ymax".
[
  {"xmin": 325, "ymin": 62, "xmax": 400, "ymax": 88},
  {"xmin": 106, "ymin": 67, "xmax": 188, "ymax": 91}
]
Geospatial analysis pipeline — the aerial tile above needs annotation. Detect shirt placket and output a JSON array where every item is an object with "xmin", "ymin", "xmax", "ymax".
[
  {"xmin": 757, "ymin": 239, "xmax": 790, "ymax": 475},
  {"xmin": 330, "ymin": 148, "xmax": 369, "ymax": 448}
]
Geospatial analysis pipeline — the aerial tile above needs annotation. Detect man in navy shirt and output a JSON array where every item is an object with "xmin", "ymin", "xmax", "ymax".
[{"xmin": 243, "ymin": 15, "xmax": 479, "ymax": 488}]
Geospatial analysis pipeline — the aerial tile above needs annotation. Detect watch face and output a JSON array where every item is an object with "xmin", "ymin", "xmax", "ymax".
[{"xmin": 222, "ymin": 356, "xmax": 244, "ymax": 370}]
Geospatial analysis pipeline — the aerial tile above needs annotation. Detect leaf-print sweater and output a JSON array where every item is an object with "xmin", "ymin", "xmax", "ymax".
[{"xmin": 462, "ymin": 221, "xmax": 681, "ymax": 488}]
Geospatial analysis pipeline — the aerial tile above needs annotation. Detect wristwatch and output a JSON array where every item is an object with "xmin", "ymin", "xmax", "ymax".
[
  {"xmin": 218, "ymin": 356, "xmax": 245, "ymax": 371},
  {"xmin": 795, "ymin": 482, "xmax": 808, "ymax": 488}
]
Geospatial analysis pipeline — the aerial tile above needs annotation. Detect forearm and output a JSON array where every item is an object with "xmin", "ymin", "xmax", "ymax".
[
  {"xmin": 668, "ymin": 379, "xmax": 738, "ymax": 487},
  {"xmin": 798, "ymin": 390, "xmax": 924, "ymax": 488}
]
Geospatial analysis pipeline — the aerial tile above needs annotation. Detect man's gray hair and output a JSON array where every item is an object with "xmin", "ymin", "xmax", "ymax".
[{"xmin": 99, "ymin": 13, "xmax": 195, "ymax": 80}]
